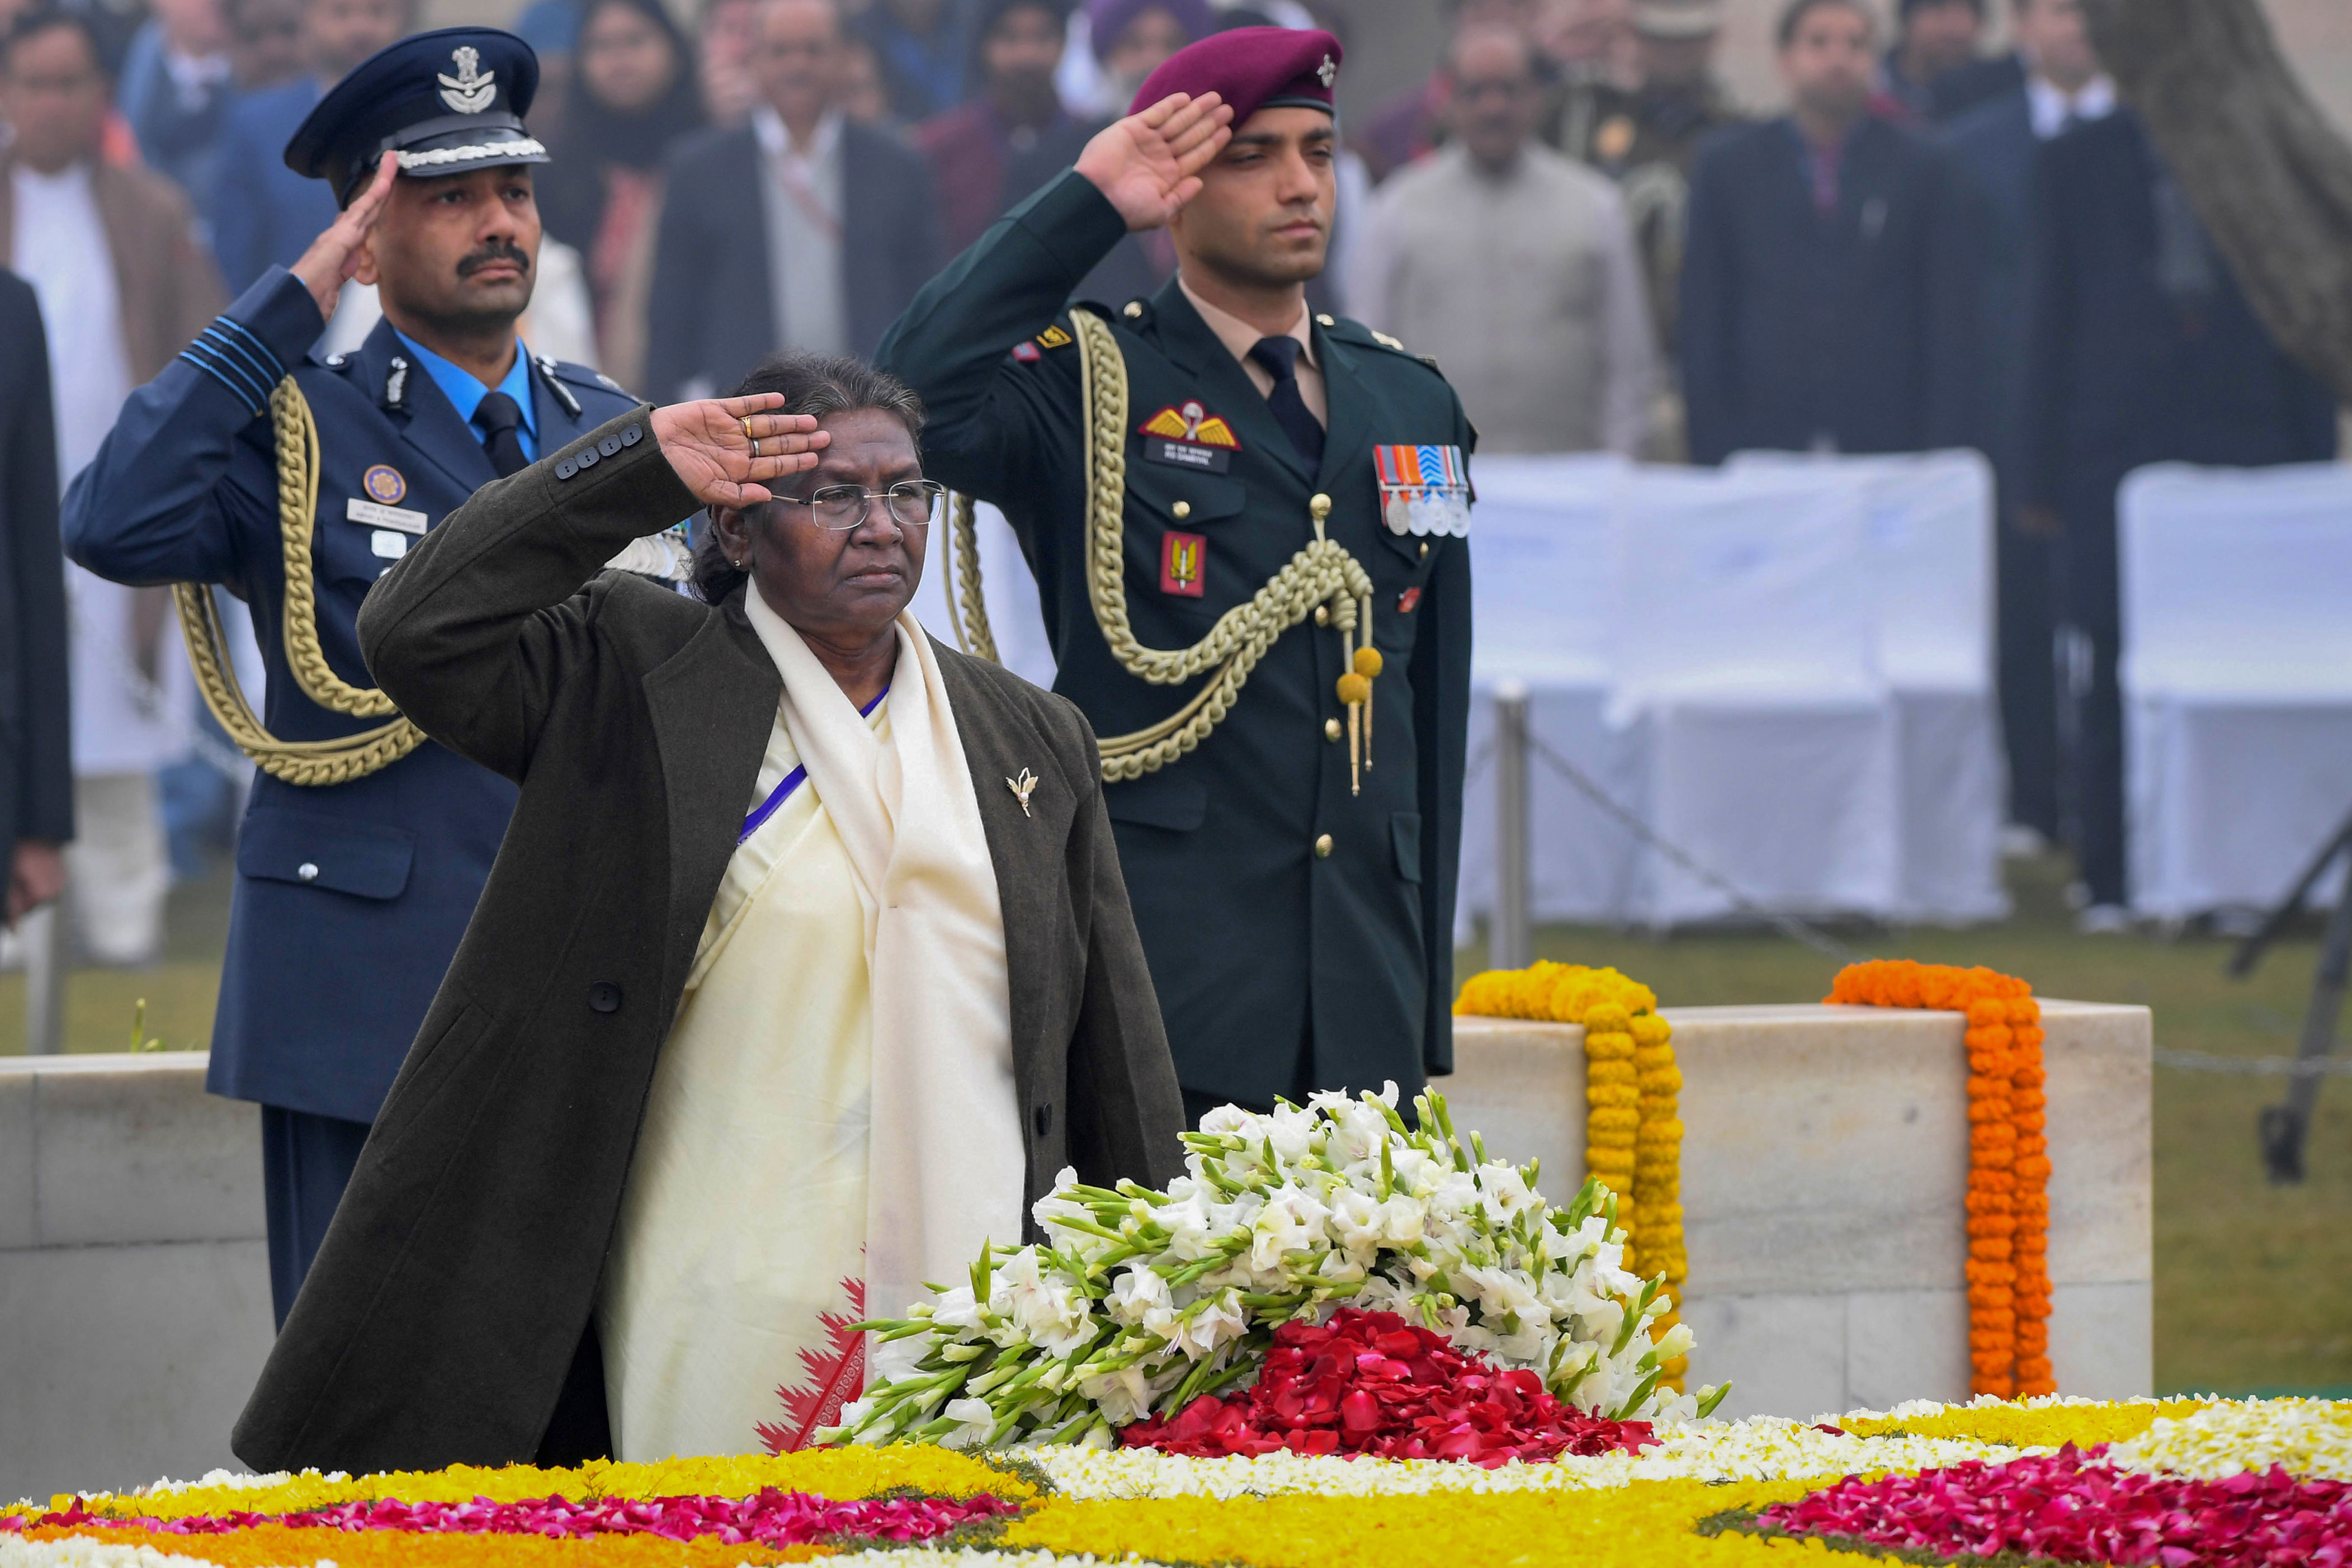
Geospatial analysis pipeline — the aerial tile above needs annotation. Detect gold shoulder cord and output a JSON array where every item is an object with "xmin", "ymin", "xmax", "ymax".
[
  {"xmin": 944, "ymin": 307, "xmax": 1378, "ymax": 783},
  {"xmin": 171, "ymin": 377, "xmax": 426, "ymax": 786}
]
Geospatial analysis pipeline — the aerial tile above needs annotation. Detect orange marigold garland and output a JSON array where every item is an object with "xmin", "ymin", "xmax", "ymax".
[
  {"xmin": 1826, "ymin": 961, "xmax": 2053, "ymax": 1397},
  {"xmin": 1454, "ymin": 963, "xmax": 1688, "ymax": 1390}
]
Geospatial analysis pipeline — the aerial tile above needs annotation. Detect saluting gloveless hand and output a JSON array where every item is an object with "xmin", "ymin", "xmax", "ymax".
[
  {"xmin": 1075, "ymin": 91, "xmax": 1234, "ymax": 234},
  {"xmin": 651, "ymin": 393, "xmax": 831, "ymax": 508},
  {"xmin": 289, "ymin": 153, "xmax": 400, "ymax": 323}
]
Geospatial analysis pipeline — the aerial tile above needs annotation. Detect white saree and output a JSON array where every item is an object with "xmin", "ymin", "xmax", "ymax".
[{"xmin": 597, "ymin": 599, "xmax": 1025, "ymax": 1461}]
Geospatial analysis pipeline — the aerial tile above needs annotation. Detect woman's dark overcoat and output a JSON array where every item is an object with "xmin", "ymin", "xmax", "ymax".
[{"xmin": 232, "ymin": 406, "xmax": 1186, "ymax": 1475}]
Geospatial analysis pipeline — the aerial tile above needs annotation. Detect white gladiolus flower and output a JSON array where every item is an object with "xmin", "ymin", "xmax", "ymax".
[
  {"xmin": 1108, "ymin": 1265, "xmax": 1172, "ymax": 1326},
  {"xmin": 940, "ymin": 1397, "xmax": 995, "ymax": 1449},
  {"xmin": 929, "ymin": 1286, "xmax": 984, "ymax": 1334}
]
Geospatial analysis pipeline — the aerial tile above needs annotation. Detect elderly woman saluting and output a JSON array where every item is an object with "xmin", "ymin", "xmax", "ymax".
[{"xmin": 232, "ymin": 357, "xmax": 1186, "ymax": 1475}]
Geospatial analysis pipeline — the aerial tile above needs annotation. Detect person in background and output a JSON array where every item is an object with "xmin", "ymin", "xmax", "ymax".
[
  {"xmin": 0, "ymin": 270, "xmax": 74, "ymax": 935},
  {"xmin": 1678, "ymin": 0, "xmax": 1975, "ymax": 465},
  {"xmin": 1542, "ymin": 0, "xmax": 1642, "ymax": 162},
  {"xmin": 697, "ymin": 0, "xmax": 763, "ymax": 124},
  {"xmin": 510, "ymin": 0, "xmax": 584, "ymax": 90},
  {"xmin": 1350, "ymin": 25, "xmax": 1654, "ymax": 455},
  {"xmin": 837, "ymin": 36, "xmax": 889, "ymax": 124},
  {"xmin": 646, "ymin": 0, "xmax": 938, "ymax": 403},
  {"xmin": 2, "ymin": 7, "xmax": 225, "ymax": 966},
  {"xmin": 204, "ymin": 0, "xmax": 411, "ymax": 294},
  {"xmin": 65, "ymin": 28, "xmax": 650, "ymax": 1323},
  {"xmin": 1921, "ymin": 0, "xmax": 2023, "ymax": 121},
  {"xmin": 1942, "ymin": 0, "xmax": 2108, "ymax": 854},
  {"xmin": 116, "ymin": 0, "xmax": 235, "ymax": 201},
  {"xmin": 2018, "ymin": 108, "xmax": 2336, "ymax": 931},
  {"xmin": 850, "ymin": 0, "xmax": 970, "ymax": 123},
  {"xmin": 1060, "ymin": 0, "xmax": 1206, "ymax": 303},
  {"xmin": 539, "ymin": 0, "xmax": 703, "ymax": 391},
  {"xmin": 915, "ymin": 0, "xmax": 1089, "ymax": 256},
  {"xmin": 224, "ymin": 0, "xmax": 305, "ymax": 91},
  {"xmin": 1088, "ymin": 0, "xmax": 1206, "ymax": 110},
  {"xmin": 1358, "ymin": 0, "xmax": 1538, "ymax": 183},
  {"xmin": 1877, "ymin": 0, "xmax": 1981, "ymax": 120},
  {"xmin": 1571, "ymin": 0, "xmax": 1739, "ymax": 382}
]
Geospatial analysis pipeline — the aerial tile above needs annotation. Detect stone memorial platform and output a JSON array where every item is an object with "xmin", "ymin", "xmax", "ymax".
[
  {"xmin": 1444, "ymin": 1002, "xmax": 2153, "ymax": 1418},
  {"xmin": 0, "ymin": 1001, "xmax": 2152, "ymax": 1502},
  {"xmin": 1, "ymin": 1052, "xmax": 271, "ymax": 1505}
]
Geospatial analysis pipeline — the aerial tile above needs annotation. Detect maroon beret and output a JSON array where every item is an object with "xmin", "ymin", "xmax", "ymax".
[{"xmin": 1128, "ymin": 26, "xmax": 1343, "ymax": 122}]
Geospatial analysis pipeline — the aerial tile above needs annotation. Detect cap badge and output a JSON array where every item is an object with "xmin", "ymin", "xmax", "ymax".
[
  {"xmin": 1317, "ymin": 54, "xmax": 1336, "ymax": 87},
  {"xmin": 438, "ymin": 46, "xmax": 497, "ymax": 115}
]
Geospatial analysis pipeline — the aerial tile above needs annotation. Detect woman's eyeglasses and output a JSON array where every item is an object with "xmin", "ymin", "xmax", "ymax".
[{"xmin": 771, "ymin": 480, "xmax": 945, "ymax": 531}]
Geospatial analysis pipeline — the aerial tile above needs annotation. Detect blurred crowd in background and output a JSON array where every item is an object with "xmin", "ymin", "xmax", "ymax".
[{"xmin": 0, "ymin": 0, "xmax": 2337, "ymax": 966}]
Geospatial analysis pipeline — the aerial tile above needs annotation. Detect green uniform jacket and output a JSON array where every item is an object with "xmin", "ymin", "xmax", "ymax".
[{"xmin": 877, "ymin": 169, "xmax": 1472, "ymax": 1110}]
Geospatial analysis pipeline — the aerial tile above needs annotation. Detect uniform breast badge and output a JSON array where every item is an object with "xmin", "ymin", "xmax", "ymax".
[
  {"xmin": 1373, "ymin": 445, "xmax": 1471, "ymax": 538},
  {"xmin": 1139, "ymin": 400, "xmax": 1241, "ymax": 473},
  {"xmin": 362, "ymin": 465, "xmax": 406, "ymax": 505},
  {"xmin": 1159, "ymin": 531, "xmax": 1206, "ymax": 597}
]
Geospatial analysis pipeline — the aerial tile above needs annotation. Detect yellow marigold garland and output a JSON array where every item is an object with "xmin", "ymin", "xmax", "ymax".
[
  {"xmin": 1826, "ymin": 961, "xmax": 2053, "ymax": 1399},
  {"xmin": 1454, "ymin": 962, "xmax": 1687, "ymax": 1390}
]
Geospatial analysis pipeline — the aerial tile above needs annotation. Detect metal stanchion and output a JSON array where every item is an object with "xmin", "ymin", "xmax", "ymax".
[
  {"xmin": 1493, "ymin": 682, "xmax": 1532, "ymax": 971},
  {"xmin": 22, "ymin": 886, "xmax": 68, "ymax": 1054}
]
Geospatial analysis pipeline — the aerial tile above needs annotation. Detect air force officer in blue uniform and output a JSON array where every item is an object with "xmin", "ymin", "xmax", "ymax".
[{"xmin": 64, "ymin": 29, "xmax": 644, "ymax": 1324}]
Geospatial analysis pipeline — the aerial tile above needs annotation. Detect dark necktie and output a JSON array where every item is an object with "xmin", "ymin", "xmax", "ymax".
[
  {"xmin": 475, "ymin": 390, "xmax": 528, "ymax": 477},
  {"xmin": 1248, "ymin": 334, "xmax": 1324, "ymax": 470}
]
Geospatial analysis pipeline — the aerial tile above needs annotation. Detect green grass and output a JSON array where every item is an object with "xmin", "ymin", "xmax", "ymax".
[
  {"xmin": 0, "ymin": 865, "xmax": 233, "ymax": 1058},
  {"xmin": 2, "ymin": 853, "xmax": 2345, "ymax": 1396}
]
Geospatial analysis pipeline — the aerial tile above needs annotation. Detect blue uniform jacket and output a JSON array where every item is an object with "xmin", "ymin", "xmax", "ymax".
[{"xmin": 63, "ymin": 267, "xmax": 639, "ymax": 1123}]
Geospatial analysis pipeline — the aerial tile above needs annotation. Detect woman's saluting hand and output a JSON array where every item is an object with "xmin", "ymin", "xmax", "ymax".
[{"xmin": 651, "ymin": 393, "xmax": 830, "ymax": 507}]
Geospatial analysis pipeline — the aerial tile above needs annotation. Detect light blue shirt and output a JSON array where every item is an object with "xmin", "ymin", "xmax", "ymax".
[{"xmin": 394, "ymin": 331, "xmax": 538, "ymax": 461}]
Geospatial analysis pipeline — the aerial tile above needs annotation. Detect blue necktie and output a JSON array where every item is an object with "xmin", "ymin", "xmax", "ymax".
[
  {"xmin": 1248, "ymin": 335, "xmax": 1324, "ymax": 470},
  {"xmin": 475, "ymin": 390, "xmax": 528, "ymax": 477}
]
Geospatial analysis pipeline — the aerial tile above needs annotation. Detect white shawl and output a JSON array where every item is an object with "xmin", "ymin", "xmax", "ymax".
[{"xmin": 742, "ymin": 590, "xmax": 1026, "ymax": 1326}]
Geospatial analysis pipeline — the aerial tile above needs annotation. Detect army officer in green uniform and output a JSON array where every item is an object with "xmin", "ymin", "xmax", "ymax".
[{"xmin": 876, "ymin": 28, "xmax": 1472, "ymax": 1127}]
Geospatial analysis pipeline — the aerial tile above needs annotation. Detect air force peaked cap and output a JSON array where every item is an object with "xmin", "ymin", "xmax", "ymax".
[
  {"xmin": 1129, "ymin": 26, "xmax": 1342, "ymax": 122},
  {"xmin": 285, "ymin": 28, "xmax": 549, "ymax": 206}
]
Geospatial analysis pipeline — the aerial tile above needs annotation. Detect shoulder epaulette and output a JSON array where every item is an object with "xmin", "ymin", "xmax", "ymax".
[
  {"xmin": 541, "ymin": 356, "xmax": 637, "ymax": 402},
  {"xmin": 1009, "ymin": 316, "xmax": 1082, "ymax": 363},
  {"xmin": 1320, "ymin": 315, "xmax": 1454, "ymax": 382}
]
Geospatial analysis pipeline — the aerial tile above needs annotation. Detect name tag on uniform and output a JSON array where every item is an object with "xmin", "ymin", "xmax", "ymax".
[
  {"xmin": 347, "ymin": 497, "xmax": 428, "ymax": 534},
  {"xmin": 1144, "ymin": 437, "xmax": 1230, "ymax": 474},
  {"xmin": 370, "ymin": 529, "xmax": 408, "ymax": 559},
  {"xmin": 1373, "ymin": 445, "xmax": 1471, "ymax": 537}
]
